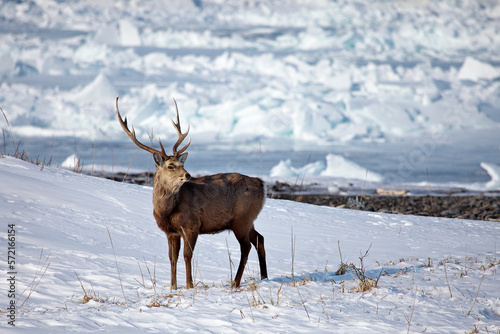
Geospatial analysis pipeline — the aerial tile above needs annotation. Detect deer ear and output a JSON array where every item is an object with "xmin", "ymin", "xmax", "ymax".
[
  {"xmin": 153, "ymin": 153, "xmax": 164, "ymax": 167},
  {"xmin": 178, "ymin": 152, "xmax": 188, "ymax": 164}
]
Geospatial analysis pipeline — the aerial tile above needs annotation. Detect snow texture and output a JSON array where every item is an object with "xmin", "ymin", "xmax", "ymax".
[
  {"xmin": 1, "ymin": 155, "xmax": 499, "ymax": 333},
  {"xmin": 270, "ymin": 153, "xmax": 383, "ymax": 182}
]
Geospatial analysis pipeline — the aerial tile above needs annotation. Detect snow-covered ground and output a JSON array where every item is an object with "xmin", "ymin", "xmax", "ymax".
[
  {"xmin": 1, "ymin": 152, "xmax": 500, "ymax": 332},
  {"xmin": 1, "ymin": 3, "xmax": 500, "ymax": 330},
  {"xmin": 1, "ymin": 0, "xmax": 500, "ymax": 190}
]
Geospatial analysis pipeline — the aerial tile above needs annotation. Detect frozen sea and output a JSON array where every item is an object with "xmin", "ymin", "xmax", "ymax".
[{"xmin": 1, "ymin": 0, "xmax": 500, "ymax": 191}]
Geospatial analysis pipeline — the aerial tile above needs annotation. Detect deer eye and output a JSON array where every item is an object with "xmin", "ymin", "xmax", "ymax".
[{"xmin": 167, "ymin": 165, "xmax": 174, "ymax": 170}]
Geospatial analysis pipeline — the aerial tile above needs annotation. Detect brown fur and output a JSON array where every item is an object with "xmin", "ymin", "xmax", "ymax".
[
  {"xmin": 153, "ymin": 161, "xmax": 267, "ymax": 289},
  {"xmin": 115, "ymin": 96, "xmax": 267, "ymax": 289}
]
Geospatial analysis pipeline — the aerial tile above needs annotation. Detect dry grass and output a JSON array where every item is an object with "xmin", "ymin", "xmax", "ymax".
[
  {"xmin": 16, "ymin": 248, "xmax": 51, "ymax": 313},
  {"xmin": 75, "ymin": 271, "xmax": 108, "ymax": 304},
  {"xmin": 107, "ymin": 228, "xmax": 129, "ymax": 309},
  {"xmin": 1, "ymin": 107, "xmax": 53, "ymax": 169},
  {"xmin": 334, "ymin": 243, "xmax": 382, "ymax": 293}
]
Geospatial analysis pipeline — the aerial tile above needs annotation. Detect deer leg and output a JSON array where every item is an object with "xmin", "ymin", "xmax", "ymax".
[
  {"xmin": 168, "ymin": 234, "xmax": 181, "ymax": 291},
  {"xmin": 250, "ymin": 228, "xmax": 268, "ymax": 280},
  {"xmin": 234, "ymin": 236, "xmax": 251, "ymax": 288},
  {"xmin": 182, "ymin": 231, "xmax": 198, "ymax": 289}
]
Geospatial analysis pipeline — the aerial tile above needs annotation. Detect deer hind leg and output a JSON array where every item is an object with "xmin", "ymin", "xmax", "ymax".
[
  {"xmin": 182, "ymin": 231, "xmax": 198, "ymax": 289},
  {"xmin": 250, "ymin": 228, "xmax": 268, "ymax": 280},
  {"xmin": 233, "ymin": 235, "xmax": 251, "ymax": 288},
  {"xmin": 168, "ymin": 234, "xmax": 181, "ymax": 291}
]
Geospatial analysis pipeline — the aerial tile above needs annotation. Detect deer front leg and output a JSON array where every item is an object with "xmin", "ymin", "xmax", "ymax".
[
  {"xmin": 168, "ymin": 235, "xmax": 181, "ymax": 291},
  {"xmin": 182, "ymin": 231, "xmax": 198, "ymax": 289}
]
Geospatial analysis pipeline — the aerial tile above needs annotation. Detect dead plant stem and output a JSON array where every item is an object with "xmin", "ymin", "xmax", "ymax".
[
  {"xmin": 107, "ymin": 228, "xmax": 129, "ymax": 309},
  {"xmin": 468, "ymin": 270, "xmax": 486, "ymax": 315}
]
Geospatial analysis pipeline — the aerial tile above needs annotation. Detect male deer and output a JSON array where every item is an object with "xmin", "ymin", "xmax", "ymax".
[{"xmin": 114, "ymin": 96, "xmax": 267, "ymax": 289}]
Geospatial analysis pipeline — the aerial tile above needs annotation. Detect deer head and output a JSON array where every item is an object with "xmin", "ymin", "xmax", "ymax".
[{"xmin": 115, "ymin": 96, "xmax": 191, "ymax": 189}]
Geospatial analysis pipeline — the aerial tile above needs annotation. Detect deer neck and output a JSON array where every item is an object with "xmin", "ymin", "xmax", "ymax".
[{"xmin": 152, "ymin": 173, "xmax": 182, "ymax": 217}]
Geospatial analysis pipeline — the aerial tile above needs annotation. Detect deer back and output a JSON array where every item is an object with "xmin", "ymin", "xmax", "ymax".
[{"xmin": 154, "ymin": 172, "xmax": 265, "ymax": 236}]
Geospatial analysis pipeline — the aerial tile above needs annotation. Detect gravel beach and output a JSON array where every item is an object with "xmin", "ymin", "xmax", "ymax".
[{"xmin": 271, "ymin": 193, "xmax": 500, "ymax": 222}]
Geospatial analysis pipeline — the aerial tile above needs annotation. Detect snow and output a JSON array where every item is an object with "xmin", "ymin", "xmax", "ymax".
[
  {"xmin": 60, "ymin": 153, "xmax": 80, "ymax": 170},
  {"xmin": 1, "ymin": 155, "xmax": 499, "ymax": 332},
  {"xmin": 68, "ymin": 73, "xmax": 118, "ymax": 105},
  {"xmin": 0, "ymin": 0, "xmax": 499, "ymax": 199},
  {"xmin": 481, "ymin": 162, "xmax": 500, "ymax": 190},
  {"xmin": 270, "ymin": 158, "xmax": 325, "ymax": 178},
  {"xmin": 1, "ymin": 1, "xmax": 499, "ymax": 330},
  {"xmin": 0, "ymin": 0, "xmax": 499, "ymax": 189},
  {"xmin": 1, "ymin": 0, "xmax": 500, "ymax": 146},
  {"xmin": 270, "ymin": 154, "xmax": 383, "ymax": 182},
  {"xmin": 321, "ymin": 153, "xmax": 383, "ymax": 182},
  {"xmin": 458, "ymin": 57, "xmax": 500, "ymax": 82}
]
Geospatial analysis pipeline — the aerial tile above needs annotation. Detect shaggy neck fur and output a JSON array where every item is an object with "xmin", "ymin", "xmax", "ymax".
[{"xmin": 152, "ymin": 171, "xmax": 183, "ymax": 219}]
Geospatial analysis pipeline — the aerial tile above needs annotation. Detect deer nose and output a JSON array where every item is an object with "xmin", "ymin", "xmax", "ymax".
[{"xmin": 185, "ymin": 173, "xmax": 191, "ymax": 180}]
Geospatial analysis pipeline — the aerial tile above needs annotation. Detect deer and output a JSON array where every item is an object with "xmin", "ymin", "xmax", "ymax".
[{"xmin": 114, "ymin": 96, "xmax": 268, "ymax": 290}]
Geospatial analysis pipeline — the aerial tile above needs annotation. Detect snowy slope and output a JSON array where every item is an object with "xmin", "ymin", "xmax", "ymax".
[{"xmin": 1, "ymin": 155, "xmax": 499, "ymax": 333}]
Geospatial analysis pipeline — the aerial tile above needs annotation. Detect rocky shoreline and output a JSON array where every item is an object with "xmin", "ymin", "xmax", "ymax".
[
  {"xmin": 271, "ymin": 193, "xmax": 500, "ymax": 222},
  {"xmin": 268, "ymin": 181, "xmax": 500, "ymax": 222},
  {"xmin": 100, "ymin": 172, "xmax": 499, "ymax": 222}
]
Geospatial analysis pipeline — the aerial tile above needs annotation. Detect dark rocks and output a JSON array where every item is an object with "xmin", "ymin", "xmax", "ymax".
[{"xmin": 270, "ymin": 193, "xmax": 500, "ymax": 221}]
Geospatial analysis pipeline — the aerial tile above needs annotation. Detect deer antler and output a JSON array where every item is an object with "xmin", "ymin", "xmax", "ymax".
[
  {"xmin": 171, "ymin": 98, "xmax": 191, "ymax": 157},
  {"xmin": 115, "ymin": 96, "xmax": 168, "ymax": 159}
]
